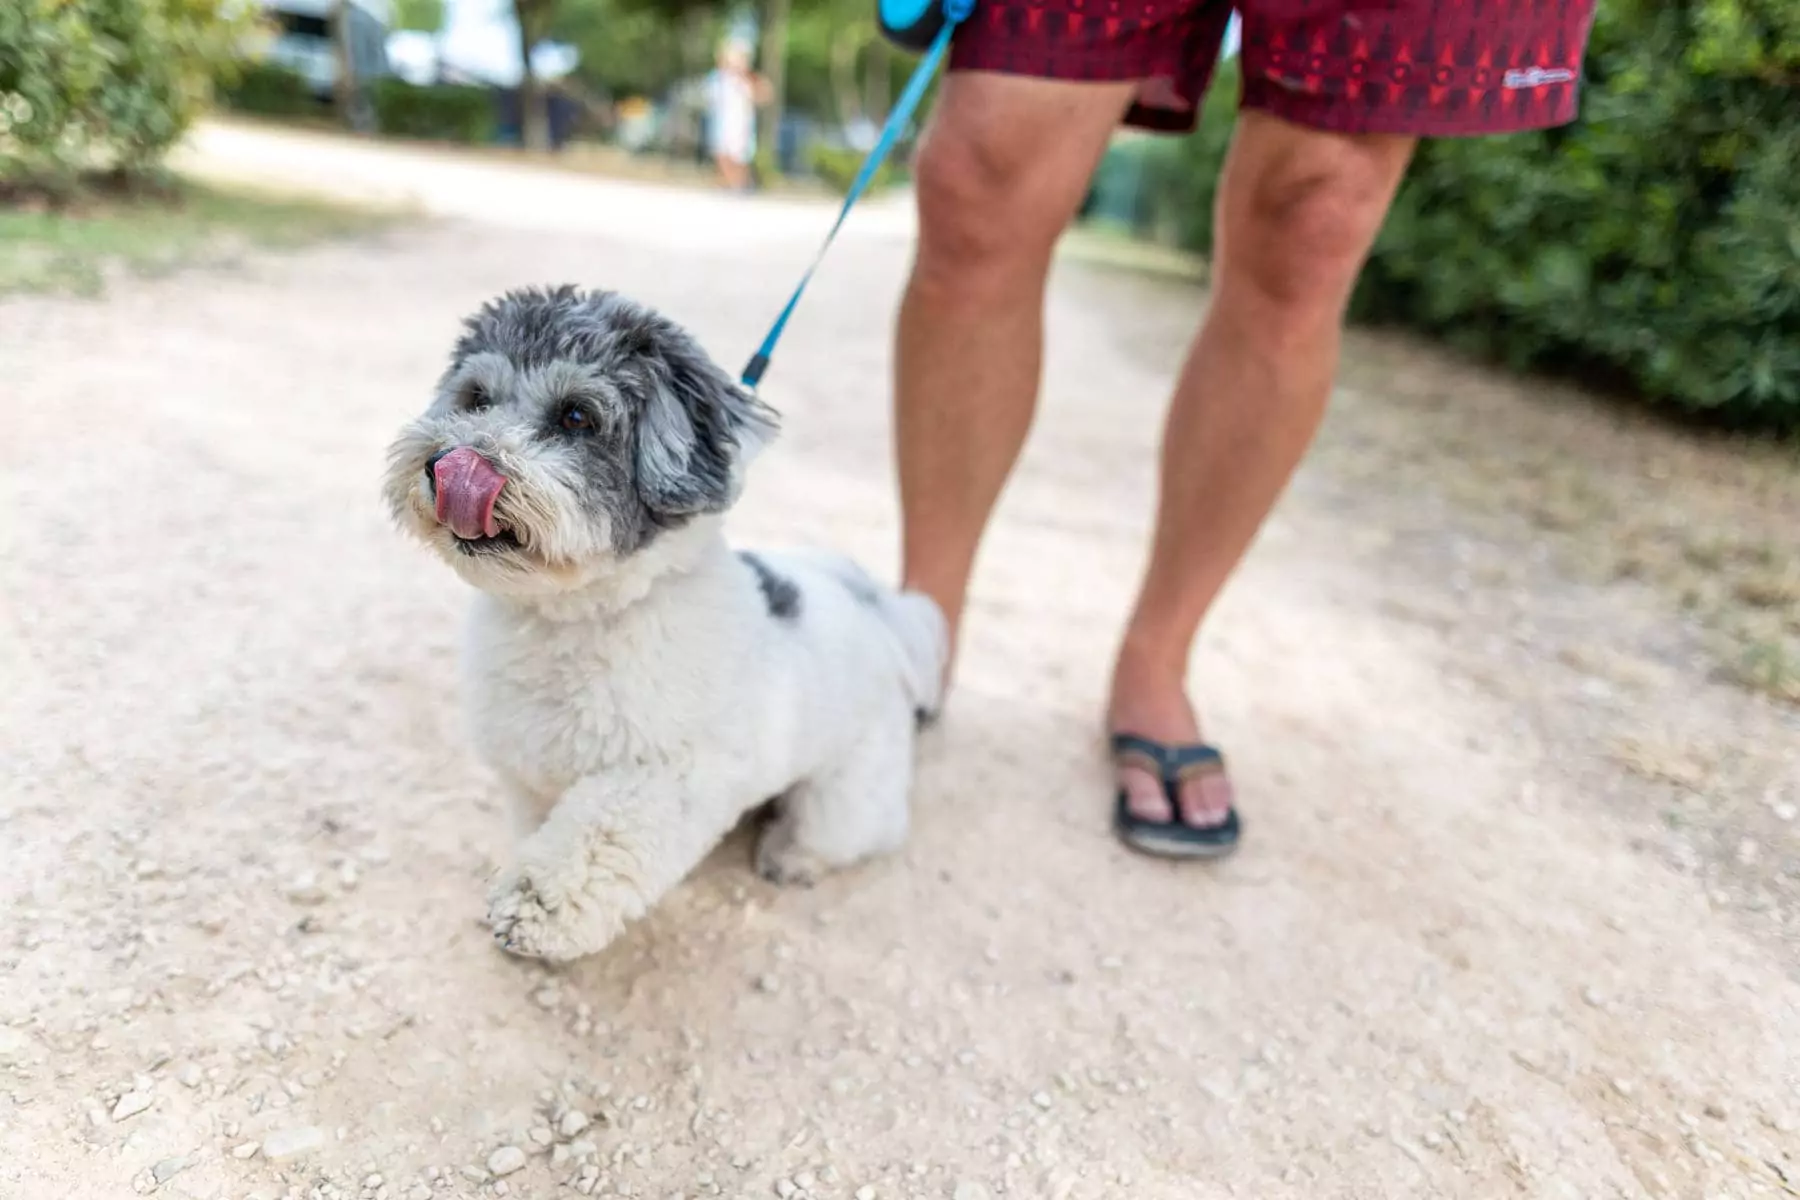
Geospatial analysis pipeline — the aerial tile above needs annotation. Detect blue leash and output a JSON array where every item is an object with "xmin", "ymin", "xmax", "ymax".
[{"xmin": 739, "ymin": 0, "xmax": 972, "ymax": 390}]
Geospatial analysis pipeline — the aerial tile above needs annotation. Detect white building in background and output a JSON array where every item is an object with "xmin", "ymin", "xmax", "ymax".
[
  {"xmin": 250, "ymin": 0, "xmax": 393, "ymax": 97},
  {"xmin": 246, "ymin": 0, "xmax": 574, "ymax": 94},
  {"xmin": 384, "ymin": 0, "xmax": 577, "ymax": 88}
]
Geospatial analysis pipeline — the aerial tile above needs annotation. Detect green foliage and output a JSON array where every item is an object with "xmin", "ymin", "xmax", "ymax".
[
  {"xmin": 808, "ymin": 139, "xmax": 896, "ymax": 194},
  {"xmin": 372, "ymin": 79, "xmax": 498, "ymax": 143},
  {"xmin": 1080, "ymin": 59, "xmax": 1234, "ymax": 249},
  {"xmin": 392, "ymin": 0, "xmax": 448, "ymax": 35},
  {"xmin": 1136, "ymin": 3, "xmax": 1800, "ymax": 428},
  {"xmin": 552, "ymin": 0, "xmax": 705, "ymax": 99},
  {"xmin": 1353, "ymin": 0, "xmax": 1800, "ymax": 428},
  {"xmin": 1085, "ymin": 64, "xmax": 1238, "ymax": 245},
  {"xmin": 0, "ymin": 0, "xmax": 245, "ymax": 191},
  {"xmin": 217, "ymin": 61, "xmax": 320, "ymax": 119}
]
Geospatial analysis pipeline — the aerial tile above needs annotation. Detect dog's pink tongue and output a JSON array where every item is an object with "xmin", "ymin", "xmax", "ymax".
[{"xmin": 433, "ymin": 447, "xmax": 506, "ymax": 540}]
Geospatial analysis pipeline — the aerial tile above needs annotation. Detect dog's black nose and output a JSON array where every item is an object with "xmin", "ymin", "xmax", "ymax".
[{"xmin": 424, "ymin": 449, "xmax": 450, "ymax": 496}]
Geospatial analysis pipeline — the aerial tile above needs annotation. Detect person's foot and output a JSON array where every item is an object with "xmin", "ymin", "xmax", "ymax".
[{"xmin": 1107, "ymin": 648, "xmax": 1234, "ymax": 828}]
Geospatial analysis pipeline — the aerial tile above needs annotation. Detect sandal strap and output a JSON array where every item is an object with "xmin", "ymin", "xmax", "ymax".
[{"xmin": 1110, "ymin": 733, "xmax": 1225, "ymax": 780}]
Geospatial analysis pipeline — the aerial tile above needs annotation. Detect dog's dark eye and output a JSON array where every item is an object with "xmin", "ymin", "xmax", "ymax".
[
  {"xmin": 465, "ymin": 383, "xmax": 490, "ymax": 409},
  {"xmin": 558, "ymin": 403, "xmax": 591, "ymax": 433}
]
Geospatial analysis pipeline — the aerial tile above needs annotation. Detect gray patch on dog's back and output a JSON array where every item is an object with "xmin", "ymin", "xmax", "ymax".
[{"xmin": 739, "ymin": 552, "xmax": 801, "ymax": 621}]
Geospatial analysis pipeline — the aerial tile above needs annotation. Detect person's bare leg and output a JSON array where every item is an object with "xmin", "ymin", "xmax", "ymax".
[
  {"xmin": 896, "ymin": 73, "xmax": 1134, "ymax": 664},
  {"xmin": 1109, "ymin": 110, "xmax": 1417, "ymax": 829}
]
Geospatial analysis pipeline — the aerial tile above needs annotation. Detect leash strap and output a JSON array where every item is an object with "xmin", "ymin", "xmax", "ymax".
[{"xmin": 739, "ymin": 12, "xmax": 965, "ymax": 391}]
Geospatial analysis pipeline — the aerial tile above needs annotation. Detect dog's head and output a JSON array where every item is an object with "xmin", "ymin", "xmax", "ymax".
[{"xmin": 382, "ymin": 286, "xmax": 778, "ymax": 596}]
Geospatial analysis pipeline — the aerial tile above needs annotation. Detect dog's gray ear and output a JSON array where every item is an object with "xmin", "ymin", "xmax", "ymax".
[{"xmin": 634, "ymin": 328, "xmax": 780, "ymax": 518}]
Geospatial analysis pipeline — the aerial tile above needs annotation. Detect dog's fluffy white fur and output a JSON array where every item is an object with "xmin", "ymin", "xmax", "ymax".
[{"xmin": 381, "ymin": 286, "xmax": 945, "ymax": 962}]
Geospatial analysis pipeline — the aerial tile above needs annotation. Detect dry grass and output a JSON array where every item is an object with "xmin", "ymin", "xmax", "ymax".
[
  {"xmin": 1330, "ymin": 330, "xmax": 1800, "ymax": 705},
  {"xmin": 0, "ymin": 176, "xmax": 396, "ymax": 297}
]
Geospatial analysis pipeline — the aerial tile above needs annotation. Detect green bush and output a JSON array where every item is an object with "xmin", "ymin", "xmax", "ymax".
[
  {"xmin": 372, "ymin": 79, "xmax": 496, "ymax": 143},
  {"xmin": 218, "ymin": 60, "xmax": 319, "ymax": 119},
  {"xmin": 0, "ymin": 0, "xmax": 243, "ymax": 192},
  {"xmin": 1130, "ymin": 2, "xmax": 1799, "ymax": 428},
  {"xmin": 1142, "ymin": 58, "xmax": 1242, "ymax": 251},
  {"xmin": 1352, "ymin": 0, "xmax": 1800, "ymax": 427},
  {"xmin": 808, "ymin": 141, "xmax": 897, "ymax": 196}
]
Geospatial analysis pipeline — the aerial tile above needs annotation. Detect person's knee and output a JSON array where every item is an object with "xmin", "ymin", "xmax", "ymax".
[
  {"xmin": 1221, "ymin": 122, "xmax": 1413, "ymax": 317},
  {"xmin": 911, "ymin": 129, "xmax": 1052, "ymax": 286}
]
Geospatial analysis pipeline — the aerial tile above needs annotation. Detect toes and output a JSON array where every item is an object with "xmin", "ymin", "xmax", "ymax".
[
  {"xmin": 1178, "ymin": 771, "xmax": 1234, "ymax": 829},
  {"xmin": 1119, "ymin": 766, "xmax": 1173, "ymax": 822}
]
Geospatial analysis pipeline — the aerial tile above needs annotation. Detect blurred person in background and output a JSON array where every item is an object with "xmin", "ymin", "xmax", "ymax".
[{"xmin": 705, "ymin": 39, "xmax": 769, "ymax": 191}]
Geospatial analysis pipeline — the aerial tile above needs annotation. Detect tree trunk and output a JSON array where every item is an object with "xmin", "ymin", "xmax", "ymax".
[
  {"xmin": 512, "ymin": 0, "xmax": 552, "ymax": 152},
  {"xmin": 332, "ymin": 0, "xmax": 358, "ymax": 130},
  {"xmin": 828, "ymin": 28, "xmax": 861, "ymax": 128},
  {"xmin": 758, "ymin": 0, "xmax": 790, "ymax": 176},
  {"xmin": 862, "ymin": 37, "xmax": 890, "ymax": 124}
]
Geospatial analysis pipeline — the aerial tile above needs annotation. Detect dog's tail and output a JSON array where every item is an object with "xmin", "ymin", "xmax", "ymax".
[
  {"xmin": 796, "ymin": 550, "xmax": 948, "ymax": 719},
  {"xmin": 881, "ymin": 588, "xmax": 949, "ymax": 720}
]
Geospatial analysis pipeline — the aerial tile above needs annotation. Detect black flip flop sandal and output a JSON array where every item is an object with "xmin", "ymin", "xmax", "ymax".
[{"xmin": 1110, "ymin": 733, "xmax": 1241, "ymax": 860}]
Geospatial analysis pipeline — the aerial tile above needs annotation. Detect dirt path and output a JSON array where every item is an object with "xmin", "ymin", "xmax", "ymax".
[{"xmin": 3, "ymin": 125, "xmax": 1796, "ymax": 1200}]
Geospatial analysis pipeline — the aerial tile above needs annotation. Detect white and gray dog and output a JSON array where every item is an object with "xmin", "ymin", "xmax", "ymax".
[{"xmin": 382, "ymin": 285, "xmax": 946, "ymax": 962}]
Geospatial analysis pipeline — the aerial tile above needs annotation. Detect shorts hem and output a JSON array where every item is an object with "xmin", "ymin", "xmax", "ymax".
[
  {"xmin": 1244, "ymin": 79, "xmax": 1584, "ymax": 138},
  {"xmin": 948, "ymin": 45, "xmax": 1182, "ymax": 89}
]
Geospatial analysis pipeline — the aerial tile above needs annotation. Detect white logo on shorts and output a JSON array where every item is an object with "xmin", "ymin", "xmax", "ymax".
[{"xmin": 1503, "ymin": 67, "xmax": 1576, "ymax": 88}]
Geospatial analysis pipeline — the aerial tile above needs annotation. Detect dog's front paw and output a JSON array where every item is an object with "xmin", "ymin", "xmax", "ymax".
[{"xmin": 485, "ymin": 867, "xmax": 631, "ymax": 963}]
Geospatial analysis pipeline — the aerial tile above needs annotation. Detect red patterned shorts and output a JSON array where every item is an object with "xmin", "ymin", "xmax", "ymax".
[{"xmin": 948, "ymin": 0, "xmax": 1598, "ymax": 137}]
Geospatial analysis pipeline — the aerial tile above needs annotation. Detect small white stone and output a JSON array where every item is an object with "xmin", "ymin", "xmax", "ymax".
[
  {"xmin": 953, "ymin": 1183, "xmax": 993, "ymax": 1200},
  {"xmin": 1581, "ymin": 986, "xmax": 1604, "ymax": 1008},
  {"xmin": 111, "ymin": 1092, "xmax": 153, "ymax": 1121},
  {"xmin": 283, "ymin": 873, "xmax": 328, "ymax": 905},
  {"xmin": 338, "ymin": 863, "xmax": 361, "ymax": 890},
  {"xmin": 262, "ymin": 1125, "xmax": 327, "ymax": 1161},
  {"xmin": 1031, "ymin": 1091, "xmax": 1052, "ymax": 1109},
  {"xmin": 232, "ymin": 1142, "xmax": 261, "ymax": 1160},
  {"xmin": 774, "ymin": 1180, "xmax": 797, "ymax": 1199},
  {"xmin": 568, "ymin": 1139, "xmax": 598, "ymax": 1159},
  {"xmin": 551, "ymin": 1145, "xmax": 569, "ymax": 1167},
  {"xmin": 407, "ymin": 1187, "xmax": 432, "ymax": 1200},
  {"xmin": 363, "ymin": 1174, "xmax": 384, "ymax": 1189},
  {"xmin": 856, "ymin": 1188, "xmax": 877, "ymax": 1200},
  {"xmin": 1773, "ymin": 802, "xmax": 1798, "ymax": 822},
  {"xmin": 176, "ymin": 1062, "xmax": 203, "ymax": 1088},
  {"xmin": 152, "ymin": 1157, "xmax": 188, "ymax": 1184},
  {"xmin": 558, "ymin": 1110, "xmax": 591, "ymax": 1138},
  {"xmin": 1611, "ymin": 1078, "xmax": 1636, "ymax": 1099},
  {"xmin": 487, "ymin": 1146, "xmax": 527, "ymax": 1177},
  {"xmin": 528, "ymin": 1126, "xmax": 554, "ymax": 1147},
  {"xmin": 756, "ymin": 974, "xmax": 781, "ymax": 994}
]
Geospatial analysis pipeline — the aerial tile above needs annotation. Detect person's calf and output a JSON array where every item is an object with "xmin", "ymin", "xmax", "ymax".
[{"xmin": 895, "ymin": 77, "xmax": 1131, "ymax": 690}]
